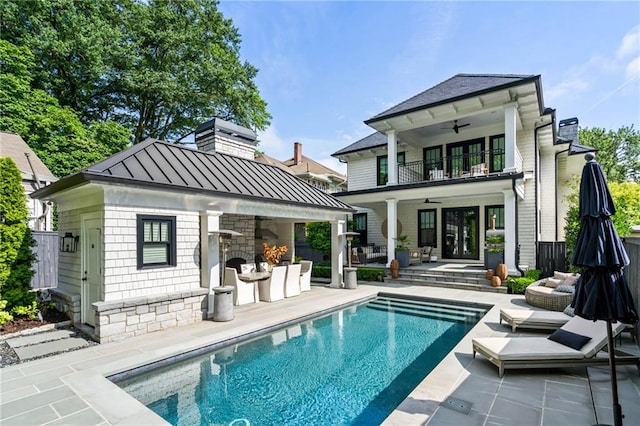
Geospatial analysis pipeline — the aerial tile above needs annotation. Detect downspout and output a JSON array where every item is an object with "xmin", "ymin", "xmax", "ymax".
[
  {"xmin": 533, "ymin": 116, "xmax": 555, "ymax": 248},
  {"xmin": 24, "ymin": 152, "xmax": 50, "ymax": 231},
  {"xmin": 554, "ymin": 148, "xmax": 570, "ymax": 240},
  {"xmin": 512, "ymin": 178, "xmax": 525, "ymax": 276}
]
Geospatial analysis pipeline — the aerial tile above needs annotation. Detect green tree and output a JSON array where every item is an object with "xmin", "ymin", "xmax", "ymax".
[
  {"xmin": 305, "ymin": 222, "xmax": 332, "ymax": 261},
  {"xmin": 578, "ymin": 126, "xmax": 640, "ymax": 182},
  {"xmin": 565, "ymin": 180, "xmax": 640, "ymax": 264},
  {"xmin": 2, "ymin": 0, "xmax": 271, "ymax": 143},
  {"xmin": 0, "ymin": 40, "xmax": 130, "ymax": 177},
  {"xmin": 0, "ymin": 158, "xmax": 37, "ymax": 309}
]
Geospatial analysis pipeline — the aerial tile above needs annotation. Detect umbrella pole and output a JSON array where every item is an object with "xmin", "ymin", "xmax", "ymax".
[{"xmin": 606, "ymin": 321, "xmax": 623, "ymax": 426}]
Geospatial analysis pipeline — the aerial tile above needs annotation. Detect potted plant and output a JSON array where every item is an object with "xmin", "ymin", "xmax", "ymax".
[
  {"xmin": 484, "ymin": 233, "xmax": 504, "ymax": 271},
  {"xmin": 263, "ymin": 243, "xmax": 288, "ymax": 271},
  {"xmin": 394, "ymin": 235, "xmax": 410, "ymax": 268}
]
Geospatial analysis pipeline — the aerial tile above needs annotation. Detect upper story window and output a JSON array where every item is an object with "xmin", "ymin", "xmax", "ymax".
[
  {"xmin": 447, "ymin": 138, "xmax": 484, "ymax": 177},
  {"xmin": 485, "ymin": 205, "xmax": 504, "ymax": 229},
  {"xmin": 489, "ymin": 135, "xmax": 505, "ymax": 172},
  {"xmin": 423, "ymin": 146, "xmax": 443, "ymax": 179},
  {"xmin": 137, "ymin": 215, "xmax": 177, "ymax": 269},
  {"xmin": 377, "ymin": 152, "xmax": 405, "ymax": 186},
  {"xmin": 352, "ymin": 213, "xmax": 368, "ymax": 246}
]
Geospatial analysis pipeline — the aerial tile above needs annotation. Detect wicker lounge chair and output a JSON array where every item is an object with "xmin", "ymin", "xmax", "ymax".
[{"xmin": 473, "ymin": 316, "xmax": 638, "ymax": 377}]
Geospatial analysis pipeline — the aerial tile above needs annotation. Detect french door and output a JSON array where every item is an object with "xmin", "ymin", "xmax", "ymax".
[{"xmin": 442, "ymin": 207, "xmax": 479, "ymax": 260}]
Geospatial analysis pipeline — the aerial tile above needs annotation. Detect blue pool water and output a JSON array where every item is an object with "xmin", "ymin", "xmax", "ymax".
[{"xmin": 115, "ymin": 295, "xmax": 488, "ymax": 425}]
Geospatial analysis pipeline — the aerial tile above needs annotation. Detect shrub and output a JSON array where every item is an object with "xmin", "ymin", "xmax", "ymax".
[
  {"xmin": 11, "ymin": 300, "xmax": 38, "ymax": 319},
  {"xmin": 507, "ymin": 277, "xmax": 536, "ymax": 294},
  {"xmin": 525, "ymin": 269, "xmax": 542, "ymax": 281},
  {"xmin": 0, "ymin": 300, "xmax": 13, "ymax": 327},
  {"xmin": 0, "ymin": 157, "xmax": 37, "ymax": 310},
  {"xmin": 311, "ymin": 266, "xmax": 386, "ymax": 282}
]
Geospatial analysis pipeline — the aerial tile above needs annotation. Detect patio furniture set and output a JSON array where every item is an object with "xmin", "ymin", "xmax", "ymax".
[
  {"xmin": 224, "ymin": 260, "xmax": 313, "ymax": 306},
  {"xmin": 472, "ymin": 269, "xmax": 639, "ymax": 377}
]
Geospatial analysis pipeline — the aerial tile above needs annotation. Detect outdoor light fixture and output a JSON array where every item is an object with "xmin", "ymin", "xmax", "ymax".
[
  {"xmin": 60, "ymin": 232, "xmax": 79, "ymax": 253},
  {"xmin": 342, "ymin": 231, "xmax": 360, "ymax": 268}
]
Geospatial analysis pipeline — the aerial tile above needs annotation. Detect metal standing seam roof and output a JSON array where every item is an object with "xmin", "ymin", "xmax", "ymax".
[
  {"xmin": 31, "ymin": 139, "xmax": 354, "ymax": 212},
  {"xmin": 365, "ymin": 74, "xmax": 541, "ymax": 124}
]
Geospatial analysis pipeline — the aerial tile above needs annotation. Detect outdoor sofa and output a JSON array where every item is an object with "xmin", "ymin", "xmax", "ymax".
[{"xmin": 524, "ymin": 271, "xmax": 580, "ymax": 311}]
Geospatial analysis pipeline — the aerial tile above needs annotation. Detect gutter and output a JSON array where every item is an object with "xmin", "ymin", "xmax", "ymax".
[
  {"xmin": 513, "ymin": 178, "xmax": 525, "ymax": 277},
  {"xmin": 554, "ymin": 147, "xmax": 570, "ymax": 240},
  {"xmin": 24, "ymin": 152, "xmax": 50, "ymax": 231}
]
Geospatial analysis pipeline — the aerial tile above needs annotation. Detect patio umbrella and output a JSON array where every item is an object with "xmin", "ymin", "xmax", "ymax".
[{"xmin": 571, "ymin": 154, "xmax": 638, "ymax": 426}]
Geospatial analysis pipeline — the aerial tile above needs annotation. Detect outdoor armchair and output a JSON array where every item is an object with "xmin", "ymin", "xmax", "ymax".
[
  {"xmin": 299, "ymin": 260, "xmax": 313, "ymax": 292},
  {"xmin": 284, "ymin": 264, "xmax": 302, "ymax": 298},
  {"xmin": 224, "ymin": 267, "xmax": 256, "ymax": 305},
  {"xmin": 257, "ymin": 265, "xmax": 286, "ymax": 302}
]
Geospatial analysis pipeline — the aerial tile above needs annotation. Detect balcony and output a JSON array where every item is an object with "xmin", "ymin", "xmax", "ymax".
[{"xmin": 397, "ymin": 149, "xmax": 517, "ymax": 185}]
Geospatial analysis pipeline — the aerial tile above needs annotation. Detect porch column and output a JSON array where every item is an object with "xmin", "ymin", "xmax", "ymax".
[
  {"xmin": 504, "ymin": 104, "xmax": 517, "ymax": 172},
  {"xmin": 386, "ymin": 198, "xmax": 398, "ymax": 267},
  {"xmin": 502, "ymin": 190, "xmax": 516, "ymax": 273},
  {"xmin": 387, "ymin": 130, "xmax": 397, "ymax": 185},
  {"xmin": 330, "ymin": 219, "xmax": 346, "ymax": 288},
  {"xmin": 200, "ymin": 210, "xmax": 223, "ymax": 318}
]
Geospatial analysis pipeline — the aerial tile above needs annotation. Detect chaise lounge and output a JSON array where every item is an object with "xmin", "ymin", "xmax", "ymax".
[
  {"xmin": 500, "ymin": 308, "xmax": 572, "ymax": 332},
  {"xmin": 473, "ymin": 316, "xmax": 639, "ymax": 377}
]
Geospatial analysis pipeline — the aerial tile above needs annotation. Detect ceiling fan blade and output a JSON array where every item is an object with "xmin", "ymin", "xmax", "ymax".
[
  {"xmin": 424, "ymin": 198, "xmax": 442, "ymax": 204},
  {"xmin": 458, "ymin": 123, "xmax": 470, "ymax": 128}
]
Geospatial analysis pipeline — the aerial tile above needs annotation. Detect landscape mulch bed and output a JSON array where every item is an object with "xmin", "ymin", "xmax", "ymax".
[{"xmin": 0, "ymin": 309, "xmax": 69, "ymax": 336}]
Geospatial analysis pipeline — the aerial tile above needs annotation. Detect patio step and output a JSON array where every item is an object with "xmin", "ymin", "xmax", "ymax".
[{"xmin": 384, "ymin": 268, "xmax": 508, "ymax": 293}]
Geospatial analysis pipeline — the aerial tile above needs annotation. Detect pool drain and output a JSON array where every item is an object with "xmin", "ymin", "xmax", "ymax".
[{"xmin": 441, "ymin": 396, "xmax": 472, "ymax": 415}]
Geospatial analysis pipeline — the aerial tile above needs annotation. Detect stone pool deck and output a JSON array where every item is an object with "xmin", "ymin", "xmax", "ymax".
[{"xmin": 1, "ymin": 282, "xmax": 639, "ymax": 425}]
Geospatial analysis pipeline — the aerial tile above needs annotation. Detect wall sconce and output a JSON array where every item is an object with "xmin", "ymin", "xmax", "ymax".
[{"xmin": 60, "ymin": 232, "xmax": 79, "ymax": 253}]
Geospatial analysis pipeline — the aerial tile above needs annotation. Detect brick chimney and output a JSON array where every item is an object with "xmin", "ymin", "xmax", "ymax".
[{"xmin": 294, "ymin": 142, "xmax": 302, "ymax": 165}]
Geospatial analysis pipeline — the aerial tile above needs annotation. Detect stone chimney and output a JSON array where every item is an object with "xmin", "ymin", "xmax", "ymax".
[
  {"xmin": 194, "ymin": 117, "xmax": 257, "ymax": 160},
  {"xmin": 294, "ymin": 142, "xmax": 302, "ymax": 165}
]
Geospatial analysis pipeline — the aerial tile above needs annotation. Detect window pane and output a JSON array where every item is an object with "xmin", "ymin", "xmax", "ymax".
[
  {"xmin": 160, "ymin": 222, "xmax": 168, "ymax": 241},
  {"xmin": 144, "ymin": 222, "xmax": 152, "ymax": 241},
  {"xmin": 143, "ymin": 243, "xmax": 168, "ymax": 264},
  {"xmin": 491, "ymin": 136, "xmax": 505, "ymax": 171},
  {"xmin": 487, "ymin": 206, "xmax": 505, "ymax": 229},
  {"xmin": 418, "ymin": 210, "xmax": 436, "ymax": 247}
]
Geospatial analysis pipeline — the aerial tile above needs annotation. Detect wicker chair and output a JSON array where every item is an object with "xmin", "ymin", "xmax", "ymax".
[{"xmin": 525, "ymin": 279, "xmax": 574, "ymax": 312}]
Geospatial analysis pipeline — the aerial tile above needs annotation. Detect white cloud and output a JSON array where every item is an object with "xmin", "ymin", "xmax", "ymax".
[
  {"xmin": 256, "ymin": 125, "xmax": 287, "ymax": 157},
  {"xmin": 545, "ymin": 79, "xmax": 590, "ymax": 103},
  {"xmin": 626, "ymin": 56, "xmax": 640, "ymax": 80},
  {"xmin": 617, "ymin": 25, "xmax": 640, "ymax": 58}
]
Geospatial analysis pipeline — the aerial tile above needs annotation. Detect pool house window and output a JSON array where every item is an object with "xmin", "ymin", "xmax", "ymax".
[{"xmin": 137, "ymin": 215, "xmax": 177, "ymax": 269}]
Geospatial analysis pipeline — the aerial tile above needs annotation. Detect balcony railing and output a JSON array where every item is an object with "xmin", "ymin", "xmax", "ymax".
[{"xmin": 397, "ymin": 149, "xmax": 512, "ymax": 184}]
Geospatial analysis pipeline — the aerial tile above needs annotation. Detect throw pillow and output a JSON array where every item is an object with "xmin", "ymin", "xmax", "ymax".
[
  {"xmin": 548, "ymin": 329, "xmax": 591, "ymax": 350},
  {"xmin": 553, "ymin": 271, "xmax": 570, "ymax": 280},
  {"xmin": 563, "ymin": 305, "xmax": 575, "ymax": 317},
  {"xmin": 545, "ymin": 278, "xmax": 563, "ymax": 288},
  {"xmin": 562, "ymin": 274, "xmax": 579, "ymax": 286},
  {"xmin": 555, "ymin": 285, "xmax": 575, "ymax": 293}
]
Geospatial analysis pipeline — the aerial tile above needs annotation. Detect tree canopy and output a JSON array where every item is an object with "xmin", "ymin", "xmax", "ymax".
[
  {"xmin": 2, "ymin": 0, "xmax": 271, "ymax": 143},
  {"xmin": 578, "ymin": 126, "xmax": 640, "ymax": 183},
  {"xmin": 0, "ymin": 40, "xmax": 131, "ymax": 178}
]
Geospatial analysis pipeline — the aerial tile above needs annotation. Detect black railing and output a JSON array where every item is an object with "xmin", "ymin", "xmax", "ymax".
[{"xmin": 398, "ymin": 149, "xmax": 504, "ymax": 184}]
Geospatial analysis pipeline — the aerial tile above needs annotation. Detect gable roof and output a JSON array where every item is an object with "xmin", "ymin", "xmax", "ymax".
[
  {"xmin": 332, "ymin": 132, "xmax": 387, "ymax": 157},
  {"xmin": 282, "ymin": 155, "xmax": 347, "ymax": 183},
  {"xmin": 365, "ymin": 74, "xmax": 541, "ymax": 124},
  {"xmin": 253, "ymin": 152, "xmax": 293, "ymax": 173},
  {"xmin": 31, "ymin": 139, "xmax": 353, "ymax": 212},
  {"xmin": 0, "ymin": 132, "xmax": 57, "ymax": 182}
]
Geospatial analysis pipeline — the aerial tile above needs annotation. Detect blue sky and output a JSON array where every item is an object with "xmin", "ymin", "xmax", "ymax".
[{"xmin": 218, "ymin": 1, "xmax": 640, "ymax": 174}]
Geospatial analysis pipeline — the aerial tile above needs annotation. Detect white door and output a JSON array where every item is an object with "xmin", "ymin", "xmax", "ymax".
[{"xmin": 82, "ymin": 217, "xmax": 102, "ymax": 326}]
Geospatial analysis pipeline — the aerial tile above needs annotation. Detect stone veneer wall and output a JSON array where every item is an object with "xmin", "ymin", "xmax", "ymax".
[
  {"xmin": 93, "ymin": 288, "xmax": 208, "ymax": 343},
  {"xmin": 50, "ymin": 288, "xmax": 81, "ymax": 323}
]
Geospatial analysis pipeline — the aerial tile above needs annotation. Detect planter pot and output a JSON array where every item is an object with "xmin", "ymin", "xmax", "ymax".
[
  {"xmin": 390, "ymin": 259, "xmax": 400, "ymax": 279},
  {"xmin": 484, "ymin": 249, "xmax": 504, "ymax": 271},
  {"xmin": 395, "ymin": 250, "xmax": 410, "ymax": 268},
  {"xmin": 491, "ymin": 276, "xmax": 502, "ymax": 287},
  {"xmin": 486, "ymin": 269, "xmax": 494, "ymax": 280},
  {"xmin": 495, "ymin": 263, "xmax": 509, "ymax": 281}
]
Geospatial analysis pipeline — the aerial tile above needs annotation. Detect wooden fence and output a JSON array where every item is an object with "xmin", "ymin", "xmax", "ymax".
[
  {"xmin": 31, "ymin": 231, "xmax": 58, "ymax": 289},
  {"xmin": 536, "ymin": 241, "xmax": 567, "ymax": 277}
]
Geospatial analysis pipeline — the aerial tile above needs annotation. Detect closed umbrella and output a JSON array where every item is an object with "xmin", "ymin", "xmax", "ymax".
[{"xmin": 571, "ymin": 154, "xmax": 638, "ymax": 426}]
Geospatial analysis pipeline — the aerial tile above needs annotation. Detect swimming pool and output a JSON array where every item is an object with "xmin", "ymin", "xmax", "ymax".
[{"xmin": 114, "ymin": 294, "xmax": 489, "ymax": 425}]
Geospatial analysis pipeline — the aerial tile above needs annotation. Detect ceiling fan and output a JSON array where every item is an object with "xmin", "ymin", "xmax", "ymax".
[
  {"xmin": 441, "ymin": 120, "xmax": 470, "ymax": 134},
  {"xmin": 424, "ymin": 198, "xmax": 442, "ymax": 204}
]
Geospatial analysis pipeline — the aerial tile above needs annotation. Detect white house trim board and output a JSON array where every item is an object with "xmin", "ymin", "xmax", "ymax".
[
  {"xmin": 386, "ymin": 199, "xmax": 398, "ymax": 267},
  {"xmin": 330, "ymin": 220, "xmax": 346, "ymax": 288},
  {"xmin": 387, "ymin": 130, "xmax": 398, "ymax": 185}
]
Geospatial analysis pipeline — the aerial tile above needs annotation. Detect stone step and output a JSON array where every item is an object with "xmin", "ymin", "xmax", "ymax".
[
  {"xmin": 397, "ymin": 272, "xmax": 489, "ymax": 285},
  {"xmin": 13, "ymin": 337, "xmax": 90, "ymax": 361},
  {"xmin": 6, "ymin": 329, "xmax": 75, "ymax": 348},
  {"xmin": 385, "ymin": 277, "xmax": 508, "ymax": 293}
]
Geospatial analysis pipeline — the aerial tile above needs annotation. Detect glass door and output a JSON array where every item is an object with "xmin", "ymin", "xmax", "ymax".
[{"xmin": 442, "ymin": 207, "xmax": 479, "ymax": 259}]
